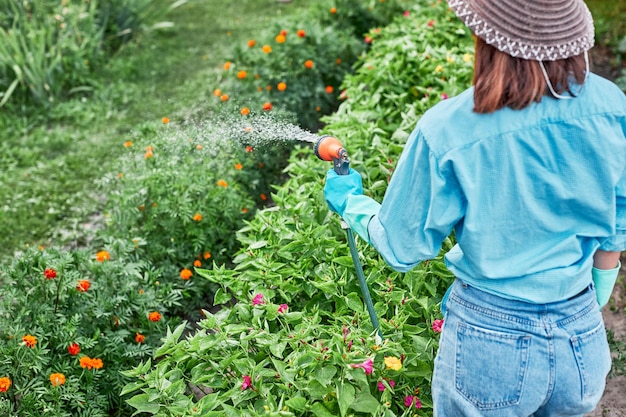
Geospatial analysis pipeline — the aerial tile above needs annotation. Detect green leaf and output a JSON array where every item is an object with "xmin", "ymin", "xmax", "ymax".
[
  {"xmin": 269, "ymin": 341, "xmax": 287, "ymax": 358},
  {"xmin": 345, "ymin": 292, "xmax": 364, "ymax": 312},
  {"xmin": 126, "ymin": 394, "xmax": 160, "ymax": 415},
  {"xmin": 311, "ymin": 402, "xmax": 336, "ymax": 417},
  {"xmin": 337, "ymin": 381, "xmax": 355, "ymax": 417},
  {"xmin": 349, "ymin": 391, "xmax": 380, "ymax": 413},
  {"xmin": 285, "ymin": 396, "xmax": 307, "ymax": 412},
  {"xmin": 314, "ymin": 365, "xmax": 337, "ymax": 387}
]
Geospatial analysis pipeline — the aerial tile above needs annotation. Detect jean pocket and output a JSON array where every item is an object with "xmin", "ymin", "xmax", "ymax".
[
  {"xmin": 570, "ymin": 321, "xmax": 611, "ymax": 401},
  {"xmin": 455, "ymin": 322, "xmax": 531, "ymax": 410}
]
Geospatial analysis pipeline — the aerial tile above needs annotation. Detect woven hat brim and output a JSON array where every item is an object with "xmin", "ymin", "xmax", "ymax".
[{"xmin": 448, "ymin": 0, "xmax": 595, "ymax": 61}]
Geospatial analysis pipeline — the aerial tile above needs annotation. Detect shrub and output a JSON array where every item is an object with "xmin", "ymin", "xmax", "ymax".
[
  {"xmin": 122, "ymin": 2, "xmax": 474, "ymax": 416},
  {"xmin": 0, "ymin": 242, "xmax": 183, "ymax": 416}
]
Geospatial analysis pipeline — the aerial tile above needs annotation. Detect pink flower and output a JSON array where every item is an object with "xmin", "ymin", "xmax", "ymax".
[
  {"xmin": 377, "ymin": 379, "xmax": 395, "ymax": 392},
  {"xmin": 404, "ymin": 395, "xmax": 422, "ymax": 409},
  {"xmin": 441, "ymin": 93, "xmax": 449, "ymax": 100},
  {"xmin": 351, "ymin": 358, "xmax": 373, "ymax": 375},
  {"xmin": 241, "ymin": 375, "xmax": 252, "ymax": 390},
  {"xmin": 432, "ymin": 319, "xmax": 444, "ymax": 333},
  {"xmin": 278, "ymin": 303, "xmax": 288, "ymax": 313},
  {"xmin": 403, "ymin": 10, "xmax": 410, "ymax": 17},
  {"xmin": 252, "ymin": 293, "xmax": 264, "ymax": 306}
]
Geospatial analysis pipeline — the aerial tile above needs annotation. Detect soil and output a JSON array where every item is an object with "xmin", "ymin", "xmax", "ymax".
[{"xmin": 585, "ymin": 257, "xmax": 626, "ymax": 417}]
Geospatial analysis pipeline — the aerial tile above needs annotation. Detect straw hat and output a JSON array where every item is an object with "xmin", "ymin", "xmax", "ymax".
[{"xmin": 447, "ymin": 0, "xmax": 595, "ymax": 61}]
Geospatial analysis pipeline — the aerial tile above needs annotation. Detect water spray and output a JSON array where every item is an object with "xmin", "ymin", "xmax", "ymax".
[{"xmin": 315, "ymin": 135, "xmax": 383, "ymax": 340}]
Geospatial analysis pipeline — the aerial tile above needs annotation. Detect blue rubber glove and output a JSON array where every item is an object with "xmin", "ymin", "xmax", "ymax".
[
  {"xmin": 343, "ymin": 195, "xmax": 380, "ymax": 243},
  {"xmin": 592, "ymin": 261, "xmax": 621, "ymax": 309},
  {"xmin": 324, "ymin": 168, "xmax": 364, "ymax": 217}
]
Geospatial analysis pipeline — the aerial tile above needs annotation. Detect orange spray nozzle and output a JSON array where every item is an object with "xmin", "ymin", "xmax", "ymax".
[
  {"xmin": 315, "ymin": 135, "xmax": 350, "ymax": 175},
  {"xmin": 314, "ymin": 135, "xmax": 344, "ymax": 161}
]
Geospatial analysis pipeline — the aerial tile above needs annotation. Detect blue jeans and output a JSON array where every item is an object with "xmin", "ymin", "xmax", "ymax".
[{"xmin": 432, "ymin": 280, "xmax": 611, "ymax": 417}]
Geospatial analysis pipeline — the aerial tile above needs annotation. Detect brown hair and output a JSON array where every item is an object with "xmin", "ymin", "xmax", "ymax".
[{"xmin": 472, "ymin": 36, "xmax": 588, "ymax": 113}]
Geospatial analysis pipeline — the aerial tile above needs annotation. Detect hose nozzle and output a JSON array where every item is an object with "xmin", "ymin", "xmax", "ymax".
[{"xmin": 315, "ymin": 135, "xmax": 350, "ymax": 175}]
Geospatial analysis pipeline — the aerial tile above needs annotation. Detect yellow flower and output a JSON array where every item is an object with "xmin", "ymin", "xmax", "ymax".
[
  {"xmin": 50, "ymin": 373, "xmax": 65, "ymax": 386},
  {"xmin": 384, "ymin": 356, "xmax": 402, "ymax": 371},
  {"xmin": 463, "ymin": 53, "xmax": 473, "ymax": 63},
  {"xmin": 435, "ymin": 64, "xmax": 443, "ymax": 73}
]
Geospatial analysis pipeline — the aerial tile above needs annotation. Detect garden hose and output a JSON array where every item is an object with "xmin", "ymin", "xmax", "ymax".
[{"xmin": 315, "ymin": 135, "xmax": 383, "ymax": 340}]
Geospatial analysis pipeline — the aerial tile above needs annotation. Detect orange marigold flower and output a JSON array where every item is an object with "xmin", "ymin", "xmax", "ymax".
[
  {"xmin": 193, "ymin": 213, "xmax": 203, "ymax": 221},
  {"xmin": 325, "ymin": 85, "xmax": 334, "ymax": 94},
  {"xmin": 148, "ymin": 311, "xmax": 162, "ymax": 322},
  {"xmin": 297, "ymin": 29, "xmax": 306, "ymax": 37},
  {"xmin": 91, "ymin": 358, "xmax": 103, "ymax": 369},
  {"xmin": 213, "ymin": 88, "xmax": 222, "ymax": 96},
  {"xmin": 266, "ymin": 85, "xmax": 272, "ymax": 91},
  {"xmin": 50, "ymin": 373, "xmax": 65, "ymax": 386},
  {"xmin": 22, "ymin": 334, "xmax": 37, "ymax": 348},
  {"xmin": 67, "ymin": 343, "xmax": 80, "ymax": 356},
  {"xmin": 95, "ymin": 250, "xmax": 110, "ymax": 262},
  {"xmin": 196, "ymin": 144, "xmax": 203, "ymax": 150},
  {"xmin": 203, "ymin": 251, "xmax": 212, "ymax": 259},
  {"xmin": 277, "ymin": 82, "xmax": 287, "ymax": 91},
  {"xmin": 117, "ymin": 172, "xmax": 123, "ymax": 179},
  {"xmin": 242, "ymin": 207, "xmax": 248, "ymax": 213},
  {"xmin": 262, "ymin": 102, "xmax": 272, "ymax": 111},
  {"xmin": 223, "ymin": 61, "xmax": 232, "ymax": 70},
  {"xmin": 220, "ymin": 94, "xmax": 229, "ymax": 102},
  {"xmin": 336, "ymin": 58, "xmax": 342, "ymax": 64},
  {"xmin": 260, "ymin": 193, "xmax": 268, "ymax": 201},
  {"xmin": 304, "ymin": 60, "xmax": 314, "ymax": 69},
  {"xmin": 262, "ymin": 45, "xmax": 272, "ymax": 53},
  {"xmin": 180, "ymin": 268, "xmax": 193, "ymax": 280},
  {"xmin": 234, "ymin": 163, "xmax": 243, "ymax": 170},
  {"xmin": 247, "ymin": 39, "xmax": 256, "ymax": 47},
  {"xmin": 217, "ymin": 179, "xmax": 228, "ymax": 188},
  {"xmin": 275, "ymin": 34, "xmax": 286, "ymax": 43},
  {"xmin": 240, "ymin": 107, "xmax": 250, "ymax": 116},
  {"xmin": 76, "ymin": 280, "xmax": 90, "ymax": 292},
  {"xmin": 44, "ymin": 268, "xmax": 57, "ymax": 279},
  {"xmin": 330, "ymin": 7, "xmax": 337, "ymax": 13},
  {"xmin": 135, "ymin": 333, "xmax": 145, "ymax": 344},
  {"xmin": 244, "ymin": 126, "xmax": 253, "ymax": 133},
  {"xmin": 193, "ymin": 259, "xmax": 202, "ymax": 267},
  {"xmin": 162, "ymin": 117, "xmax": 170, "ymax": 124},
  {"xmin": 316, "ymin": 106, "xmax": 321, "ymax": 112},
  {"xmin": 123, "ymin": 141, "xmax": 133, "ymax": 147},
  {"xmin": 144, "ymin": 149, "xmax": 153, "ymax": 159},
  {"xmin": 237, "ymin": 70, "xmax": 247, "ymax": 79},
  {"xmin": 0, "ymin": 377, "xmax": 11, "ymax": 392},
  {"xmin": 246, "ymin": 145, "xmax": 253, "ymax": 152}
]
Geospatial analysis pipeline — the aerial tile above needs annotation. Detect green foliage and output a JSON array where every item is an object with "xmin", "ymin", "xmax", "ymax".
[
  {"xmin": 0, "ymin": 0, "xmax": 185, "ymax": 107},
  {"xmin": 123, "ymin": 2, "xmax": 472, "ymax": 416},
  {"xmin": 0, "ymin": 242, "xmax": 184, "ymax": 416}
]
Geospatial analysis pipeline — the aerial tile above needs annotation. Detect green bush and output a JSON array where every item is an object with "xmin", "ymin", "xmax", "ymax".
[
  {"xmin": 0, "ymin": 242, "xmax": 183, "ymax": 416},
  {"xmin": 122, "ymin": 2, "xmax": 474, "ymax": 416}
]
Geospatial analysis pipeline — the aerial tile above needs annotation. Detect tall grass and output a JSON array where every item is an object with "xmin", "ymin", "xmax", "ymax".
[{"xmin": 0, "ymin": 0, "xmax": 185, "ymax": 107}]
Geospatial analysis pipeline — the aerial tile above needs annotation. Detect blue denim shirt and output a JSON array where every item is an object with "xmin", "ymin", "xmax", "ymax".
[{"xmin": 368, "ymin": 73, "xmax": 626, "ymax": 303}]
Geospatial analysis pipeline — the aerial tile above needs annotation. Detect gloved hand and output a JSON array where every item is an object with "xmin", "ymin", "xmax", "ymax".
[
  {"xmin": 592, "ymin": 261, "xmax": 621, "ymax": 309},
  {"xmin": 324, "ymin": 168, "xmax": 363, "ymax": 217}
]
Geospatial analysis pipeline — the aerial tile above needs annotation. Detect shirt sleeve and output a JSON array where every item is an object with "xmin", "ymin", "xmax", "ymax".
[
  {"xmin": 368, "ymin": 127, "xmax": 466, "ymax": 271},
  {"xmin": 599, "ymin": 164, "xmax": 626, "ymax": 251}
]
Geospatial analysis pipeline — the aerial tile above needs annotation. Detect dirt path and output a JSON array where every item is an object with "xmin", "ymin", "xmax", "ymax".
[{"xmin": 585, "ymin": 259, "xmax": 626, "ymax": 416}]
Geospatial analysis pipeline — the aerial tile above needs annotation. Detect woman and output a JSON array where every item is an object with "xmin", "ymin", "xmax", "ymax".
[{"xmin": 323, "ymin": 0, "xmax": 626, "ymax": 415}]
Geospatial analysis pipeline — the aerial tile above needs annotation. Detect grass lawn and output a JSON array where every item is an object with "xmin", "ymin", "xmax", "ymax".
[{"xmin": 0, "ymin": 0, "xmax": 314, "ymax": 260}]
